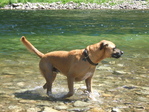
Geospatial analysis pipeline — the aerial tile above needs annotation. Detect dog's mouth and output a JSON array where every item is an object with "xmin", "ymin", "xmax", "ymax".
[{"xmin": 112, "ymin": 50, "xmax": 123, "ymax": 58}]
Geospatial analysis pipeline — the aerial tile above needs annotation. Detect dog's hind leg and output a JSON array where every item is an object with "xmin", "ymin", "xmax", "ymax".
[
  {"xmin": 43, "ymin": 67, "xmax": 58, "ymax": 89},
  {"xmin": 39, "ymin": 60, "xmax": 56, "ymax": 97},
  {"xmin": 43, "ymin": 72, "xmax": 57, "ymax": 89}
]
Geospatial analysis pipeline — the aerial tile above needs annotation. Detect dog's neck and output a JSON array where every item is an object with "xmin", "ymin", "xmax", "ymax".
[
  {"xmin": 86, "ymin": 45, "xmax": 106, "ymax": 64},
  {"xmin": 83, "ymin": 49, "xmax": 98, "ymax": 66}
]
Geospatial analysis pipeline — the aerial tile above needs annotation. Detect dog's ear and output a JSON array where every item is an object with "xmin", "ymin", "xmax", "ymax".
[{"xmin": 100, "ymin": 42, "xmax": 108, "ymax": 50}]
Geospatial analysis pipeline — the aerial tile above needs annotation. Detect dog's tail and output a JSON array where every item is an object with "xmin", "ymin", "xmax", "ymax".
[{"xmin": 20, "ymin": 36, "xmax": 44, "ymax": 58}]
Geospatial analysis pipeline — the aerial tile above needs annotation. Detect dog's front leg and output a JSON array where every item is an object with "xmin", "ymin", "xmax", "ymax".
[
  {"xmin": 85, "ymin": 76, "xmax": 97, "ymax": 100},
  {"xmin": 85, "ymin": 76, "xmax": 93, "ymax": 93},
  {"xmin": 62, "ymin": 76, "xmax": 75, "ymax": 98}
]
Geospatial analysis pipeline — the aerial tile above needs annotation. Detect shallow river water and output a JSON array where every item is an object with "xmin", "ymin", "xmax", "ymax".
[{"xmin": 0, "ymin": 10, "xmax": 149, "ymax": 112}]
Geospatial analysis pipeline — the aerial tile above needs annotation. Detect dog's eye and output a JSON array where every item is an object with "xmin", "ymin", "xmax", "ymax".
[{"xmin": 113, "ymin": 47, "xmax": 116, "ymax": 51}]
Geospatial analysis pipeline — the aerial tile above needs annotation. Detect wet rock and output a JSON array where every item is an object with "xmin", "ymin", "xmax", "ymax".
[
  {"xmin": 89, "ymin": 107, "xmax": 105, "ymax": 112},
  {"xmin": 19, "ymin": 100, "xmax": 37, "ymax": 104},
  {"xmin": 68, "ymin": 107, "xmax": 90, "ymax": 112},
  {"xmin": 74, "ymin": 101, "xmax": 90, "ymax": 107},
  {"xmin": 8, "ymin": 105, "xmax": 25, "ymax": 112},
  {"xmin": 123, "ymin": 85, "xmax": 136, "ymax": 89},
  {"xmin": 113, "ymin": 70, "xmax": 129, "ymax": 75},
  {"xmin": 102, "ymin": 93, "xmax": 114, "ymax": 97},
  {"xmin": 43, "ymin": 107, "xmax": 60, "ymax": 112},
  {"xmin": 97, "ymin": 66, "xmax": 112, "ymax": 71},
  {"xmin": 17, "ymin": 82, "xmax": 25, "ymax": 87},
  {"xmin": 55, "ymin": 105, "xmax": 68, "ymax": 110},
  {"xmin": 27, "ymin": 107, "xmax": 40, "ymax": 112},
  {"xmin": 1, "ymin": 94, "xmax": 11, "ymax": 98},
  {"xmin": 142, "ymin": 87, "xmax": 149, "ymax": 90},
  {"xmin": 117, "ymin": 64, "xmax": 124, "ymax": 67},
  {"xmin": 137, "ymin": 97, "xmax": 149, "ymax": 102},
  {"xmin": 140, "ymin": 90, "xmax": 149, "ymax": 95},
  {"xmin": 109, "ymin": 61, "xmax": 116, "ymax": 64}
]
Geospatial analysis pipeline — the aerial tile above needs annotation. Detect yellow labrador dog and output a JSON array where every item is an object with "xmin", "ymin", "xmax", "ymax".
[{"xmin": 21, "ymin": 36, "xmax": 123, "ymax": 99}]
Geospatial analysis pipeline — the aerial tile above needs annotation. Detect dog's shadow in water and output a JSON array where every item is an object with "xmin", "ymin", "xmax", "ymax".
[
  {"xmin": 14, "ymin": 88, "xmax": 77, "ymax": 102},
  {"xmin": 14, "ymin": 87, "xmax": 74, "ymax": 102}
]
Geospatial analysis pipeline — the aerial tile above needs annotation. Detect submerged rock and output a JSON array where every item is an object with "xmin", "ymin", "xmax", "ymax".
[
  {"xmin": 113, "ymin": 70, "xmax": 130, "ymax": 75},
  {"xmin": 96, "ymin": 66, "xmax": 112, "ymax": 71},
  {"xmin": 89, "ymin": 107, "xmax": 105, "ymax": 112},
  {"xmin": 27, "ymin": 107, "xmax": 40, "ymax": 112},
  {"xmin": 74, "ymin": 101, "xmax": 90, "ymax": 107},
  {"xmin": 17, "ymin": 82, "xmax": 25, "ymax": 87},
  {"xmin": 68, "ymin": 107, "xmax": 90, "ymax": 111},
  {"xmin": 54, "ymin": 105, "xmax": 68, "ymax": 110},
  {"xmin": 43, "ymin": 107, "xmax": 60, "ymax": 112},
  {"xmin": 8, "ymin": 105, "xmax": 25, "ymax": 112}
]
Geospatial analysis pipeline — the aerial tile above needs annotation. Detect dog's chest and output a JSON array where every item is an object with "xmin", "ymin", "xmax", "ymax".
[{"xmin": 81, "ymin": 72, "xmax": 93, "ymax": 80}]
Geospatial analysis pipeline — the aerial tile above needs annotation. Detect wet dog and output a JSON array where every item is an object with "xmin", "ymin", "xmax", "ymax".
[{"xmin": 21, "ymin": 36, "xmax": 123, "ymax": 99}]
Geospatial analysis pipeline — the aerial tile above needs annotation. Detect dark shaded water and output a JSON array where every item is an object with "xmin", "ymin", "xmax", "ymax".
[{"xmin": 0, "ymin": 10, "xmax": 149, "ymax": 112}]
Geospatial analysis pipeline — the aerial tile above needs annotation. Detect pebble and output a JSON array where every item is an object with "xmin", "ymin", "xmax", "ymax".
[
  {"xmin": 117, "ymin": 64, "xmax": 124, "ymax": 67},
  {"xmin": 55, "ymin": 105, "xmax": 68, "ymax": 110},
  {"xmin": 113, "ymin": 70, "xmax": 129, "ymax": 75},
  {"xmin": 102, "ymin": 93, "xmax": 114, "ymax": 97},
  {"xmin": 17, "ymin": 82, "xmax": 25, "ymax": 87},
  {"xmin": 89, "ymin": 107, "xmax": 105, "ymax": 112},
  {"xmin": 68, "ymin": 107, "xmax": 90, "ymax": 111},
  {"xmin": 8, "ymin": 105, "xmax": 25, "ymax": 112},
  {"xmin": 97, "ymin": 66, "xmax": 112, "ymax": 71},
  {"xmin": 73, "ymin": 101, "xmax": 90, "ymax": 107},
  {"xmin": 27, "ymin": 107, "xmax": 40, "ymax": 112},
  {"xmin": 19, "ymin": 100, "xmax": 37, "ymax": 104},
  {"xmin": 137, "ymin": 97, "xmax": 149, "ymax": 102},
  {"xmin": 43, "ymin": 107, "xmax": 60, "ymax": 112}
]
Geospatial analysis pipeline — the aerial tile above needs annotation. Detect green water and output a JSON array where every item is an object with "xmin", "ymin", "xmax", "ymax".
[{"xmin": 0, "ymin": 10, "xmax": 149, "ymax": 111}]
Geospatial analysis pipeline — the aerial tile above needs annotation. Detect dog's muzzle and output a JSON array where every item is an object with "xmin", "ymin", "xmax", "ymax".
[{"xmin": 112, "ymin": 48, "xmax": 123, "ymax": 58}]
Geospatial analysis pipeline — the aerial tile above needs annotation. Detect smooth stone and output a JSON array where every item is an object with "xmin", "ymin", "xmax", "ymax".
[
  {"xmin": 97, "ymin": 66, "xmax": 112, "ymax": 71},
  {"xmin": 8, "ymin": 105, "xmax": 25, "ymax": 112},
  {"xmin": 68, "ymin": 107, "xmax": 90, "ymax": 111},
  {"xmin": 102, "ymin": 93, "xmax": 114, "ymax": 97},
  {"xmin": 17, "ymin": 82, "xmax": 25, "ymax": 87},
  {"xmin": 1, "ymin": 94, "xmax": 11, "ymax": 98},
  {"xmin": 117, "ymin": 64, "xmax": 124, "ymax": 67},
  {"xmin": 140, "ymin": 90, "xmax": 149, "ymax": 95},
  {"xmin": 19, "ymin": 100, "xmax": 37, "ymax": 104},
  {"xmin": 113, "ymin": 70, "xmax": 129, "ymax": 75},
  {"xmin": 43, "ymin": 107, "xmax": 60, "ymax": 112},
  {"xmin": 89, "ymin": 107, "xmax": 105, "ymax": 112},
  {"xmin": 27, "ymin": 107, "xmax": 40, "ymax": 112},
  {"xmin": 55, "ymin": 105, "xmax": 68, "ymax": 110},
  {"xmin": 137, "ymin": 97, "xmax": 149, "ymax": 102},
  {"xmin": 74, "ymin": 101, "xmax": 90, "ymax": 107}
]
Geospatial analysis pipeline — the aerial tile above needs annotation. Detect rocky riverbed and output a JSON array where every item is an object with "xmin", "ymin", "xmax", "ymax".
[
  {"xmin": 1, "ymin": 0, "xmax": 149, "ymax": 10},
  {"xmin": 0, "ymin": 57, "xmax": 149, "ymax": 112}
]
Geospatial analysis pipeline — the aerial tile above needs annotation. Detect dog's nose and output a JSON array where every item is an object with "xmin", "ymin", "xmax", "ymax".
[{"xmin": 121, "ymin": 51, "xmax": 124, "ymax": 55}]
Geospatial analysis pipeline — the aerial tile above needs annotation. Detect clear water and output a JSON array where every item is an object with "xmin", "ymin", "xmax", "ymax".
[{"xmin": 0, "ymin": 10, "xmax": 149, "ymax": 111}]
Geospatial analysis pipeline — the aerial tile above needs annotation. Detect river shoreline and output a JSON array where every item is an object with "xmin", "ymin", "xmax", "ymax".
[{"xmin": 0, "ymin": 1, "xmax": 149, "ymax": 10}]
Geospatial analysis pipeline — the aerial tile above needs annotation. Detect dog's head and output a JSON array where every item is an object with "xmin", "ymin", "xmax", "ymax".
[{"xmin": 99, "ymin": 40, "xmax": 123, "ymax": 58}]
